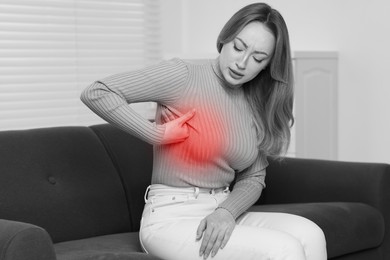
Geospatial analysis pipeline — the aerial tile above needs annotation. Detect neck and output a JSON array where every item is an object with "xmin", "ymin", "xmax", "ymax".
[{"xmin": 211, "ymin": 57, "xmax": 243, "ymax": 90}]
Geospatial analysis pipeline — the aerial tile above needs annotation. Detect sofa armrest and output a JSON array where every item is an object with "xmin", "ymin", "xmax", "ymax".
[
  {"xmin": 258, "ymin": 157, "xmax": 390, "ymax": 258},
  {"xmin": 259, "ymin": 157, "xmax": 390, "ymax": 208},
  {"xmin": 0, "ymin": 219, "xmax": 56, "ymax": 260}
]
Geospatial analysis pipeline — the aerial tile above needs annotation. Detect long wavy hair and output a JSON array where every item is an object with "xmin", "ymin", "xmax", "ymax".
[{"xmin": 217, "ymin": 3, "xmax": 294, "ymax": 157}]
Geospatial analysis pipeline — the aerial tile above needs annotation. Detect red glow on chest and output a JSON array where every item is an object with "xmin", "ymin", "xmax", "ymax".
[{"xmin": 167, "ymin": 110, "xmax": 226, "ymax": 168}]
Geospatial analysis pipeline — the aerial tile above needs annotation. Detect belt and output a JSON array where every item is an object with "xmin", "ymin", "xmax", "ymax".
[{"xmin": 144, "ymin": 184, "xmax": 230, "ymax": 203}]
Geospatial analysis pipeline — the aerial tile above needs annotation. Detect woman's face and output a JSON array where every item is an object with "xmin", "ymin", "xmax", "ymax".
[{"xmin": 218, "ymin": 22, "xmax": 276, "ymax": 87}]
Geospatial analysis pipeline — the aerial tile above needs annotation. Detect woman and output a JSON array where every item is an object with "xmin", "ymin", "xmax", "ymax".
[{"xmin": 81, "ymin": 2, "xmax": 327, "ymax": 260}]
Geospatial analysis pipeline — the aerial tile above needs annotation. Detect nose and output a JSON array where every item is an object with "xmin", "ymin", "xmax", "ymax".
[{"xmin": 235, "ymin": 54, "xmax": 248, "ymax": 70}]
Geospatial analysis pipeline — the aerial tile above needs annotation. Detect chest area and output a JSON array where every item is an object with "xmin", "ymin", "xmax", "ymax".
[{"xmin": 169, "ymin": 85, "xmax": 259, "ymax": 171}]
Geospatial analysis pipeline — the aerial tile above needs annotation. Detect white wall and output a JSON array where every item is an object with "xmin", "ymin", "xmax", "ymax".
[{"xmin": 161, "ymin": 0, "xmax": 390, "ymax": 164}]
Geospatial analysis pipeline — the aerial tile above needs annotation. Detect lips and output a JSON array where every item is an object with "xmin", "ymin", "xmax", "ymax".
[{"xmin": 228, "ymin": 68, "xmax": 244, "ymax": 79}]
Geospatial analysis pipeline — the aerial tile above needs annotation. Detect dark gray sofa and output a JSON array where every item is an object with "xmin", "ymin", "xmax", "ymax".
[{"xmin": 0, "ymin": 124, "xmax": 388, "ymax": 260}]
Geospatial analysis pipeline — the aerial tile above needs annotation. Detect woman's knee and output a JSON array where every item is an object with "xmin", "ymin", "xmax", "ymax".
[
  {"xmin": 290, "ymin": 215, "xmax": 327, "ymax": 260},
  {"xmin": 270, "ymin": 233, "xmax": 307, "ymax": 259},
  {"xmin": 299, "ymin": 216, "xmax": 325, "ymax": 245},
  {"xmin": 227, "ymin": 225, "xmax": 307, "ymax": 260}
]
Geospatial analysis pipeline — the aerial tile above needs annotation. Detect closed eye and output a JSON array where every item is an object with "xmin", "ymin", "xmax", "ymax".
[
  {"xmin": 253, "ymin": 57, "xmax": 263, "ymax": 63},
  {"xmin": 233, "ymin": 44, "xmax": 243, "ymax": 52}
]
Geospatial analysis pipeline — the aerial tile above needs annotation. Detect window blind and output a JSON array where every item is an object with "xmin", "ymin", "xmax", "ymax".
[{"xmin": 0, "ymin": 0, "xmax": 161, "ymax": 130}]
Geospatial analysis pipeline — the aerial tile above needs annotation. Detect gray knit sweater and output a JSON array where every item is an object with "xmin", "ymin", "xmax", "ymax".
[{"xmin": 80, "ymin": 58, "xmax": 268, "ymax": 219}]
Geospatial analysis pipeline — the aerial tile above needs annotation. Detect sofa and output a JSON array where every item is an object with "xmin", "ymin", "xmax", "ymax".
[{"xmin": 0, "ymin": 123, "xmax": 388, "ymax": 260}]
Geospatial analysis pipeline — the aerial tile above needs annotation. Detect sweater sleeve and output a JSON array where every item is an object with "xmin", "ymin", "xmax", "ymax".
[
  {"xmin": 80, "ymin": 58, "xmax": 188, "ymax": 145},
  {"xmin": 217, "ymin": 153, "xmax": 268, "ymax": 219}
]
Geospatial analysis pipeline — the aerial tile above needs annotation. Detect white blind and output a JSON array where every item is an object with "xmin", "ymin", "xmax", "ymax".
[{"xmin": 0, "ymin": 0, "xmax": 161, "ymax": 130}]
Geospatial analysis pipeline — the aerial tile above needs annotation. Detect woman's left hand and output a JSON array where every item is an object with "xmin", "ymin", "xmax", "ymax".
[{"xmin": 196, "ymin": 208, "xmax": 236, "ymax": 259}]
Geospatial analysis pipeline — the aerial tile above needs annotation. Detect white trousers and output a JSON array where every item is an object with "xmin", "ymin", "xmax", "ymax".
[{"xmin": 139, "ymin": 185, "xmax": 327, "ymax": 260}]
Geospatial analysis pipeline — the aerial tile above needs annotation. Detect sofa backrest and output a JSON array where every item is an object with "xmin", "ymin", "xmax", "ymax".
[
  {"xmin": 0, "ymin": 126, "xmax": 131, "ymax": 243},
  {"xmin": 90, "ymin": 124, "xmax": 154, "ymax": 232}
]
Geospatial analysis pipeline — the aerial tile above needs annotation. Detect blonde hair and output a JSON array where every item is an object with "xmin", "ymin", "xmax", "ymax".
[{"xmin": 217, "ymin": 3, "xmax": 294, "ymax": 157}]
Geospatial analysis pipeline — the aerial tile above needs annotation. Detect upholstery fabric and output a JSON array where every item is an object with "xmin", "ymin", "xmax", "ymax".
[
  {"xmin": 90, "ymin": 125, "xmax": 154, "ymax": 232},
  {"xmin": 330, "ymin": 247, "xmax": 382, "ymax": 260},
  {"xmin": 262, "ymin": 157, "xmax": 390, "ymax": 259},
  {"xmin": 250, "ymin": 202, "xmax": 384, "ymax": 258},
  {"xmin": 54, "ymin": 233, "xmax": 157, "ymax": 260},
  {"xmin": 0, "ymin": 127, "xmax": 131, "ymax": 243},
  {"xmin": 0, "ymin": 219, "xmax": 56, "ymax": 260}
]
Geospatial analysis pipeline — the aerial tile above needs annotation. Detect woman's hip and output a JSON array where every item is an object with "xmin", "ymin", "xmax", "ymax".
[{"xmin": 141, "ymin": 184, "xmax": 230, "ymax": 227}]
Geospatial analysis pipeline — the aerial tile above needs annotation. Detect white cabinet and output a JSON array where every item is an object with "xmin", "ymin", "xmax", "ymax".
[{"xmin": 292, "ymin": 51, "xmax": 338, "ymax": 160}]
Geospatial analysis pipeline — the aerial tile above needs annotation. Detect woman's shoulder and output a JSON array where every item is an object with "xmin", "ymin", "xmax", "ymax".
[
  {"xmin": 179, "ymin": 59, "xmax": 219, "ymax": 77},
  {"xmin": 154, "ymin": 57, "xmax": 188, "ymax": 70},
  {"xmin": 166, "ymin": 57, "xmax": 212, "ymax": 68},
  {"xmin": 181, "ymin": 58, "xmax": 214, "ymax": 68},
  {"xmin": 181, "ymin": 58, "xmax": 211, "ymax": 64},
  {"xmin": 140, "ymin": 58, "xmax": 190, "ymax": 79},
  {"xmin": 161, "ymin": 58, "xmax": 216, "ymax": 85}
]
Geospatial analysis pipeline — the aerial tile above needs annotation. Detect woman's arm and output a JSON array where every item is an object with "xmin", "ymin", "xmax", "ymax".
[
  {"xmin": 80, "ymin": 59, "xmax": 189, "ymax": 145},
  {"xmin": 217, "ymin": 154, "xmax": 268, "ymax": 219}
]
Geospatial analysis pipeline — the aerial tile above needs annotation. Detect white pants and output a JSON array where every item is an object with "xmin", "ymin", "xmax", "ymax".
[{"xmin": 139, "ymin": 185, "xmax": 327, "ymax": 260}]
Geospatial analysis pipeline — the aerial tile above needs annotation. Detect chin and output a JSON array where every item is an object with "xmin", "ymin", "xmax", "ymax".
[
  {"xmin": 227, "ymin": 80, "xmax": 244, "ymax": 89},
  {"xmin": 227, "ymin": 79, "xmax": 241, "ymax": 86},
  {"xmin": 228, "ymin": 76, "xmax": 246, "ymax": 86},
  {"xmin": 222, "ymin": 72, "xmax": 242, "ymax": 86}
]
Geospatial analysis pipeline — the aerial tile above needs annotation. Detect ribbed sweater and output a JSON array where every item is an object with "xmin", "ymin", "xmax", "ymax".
[{"xmin": 80, "ymin": 58, "xmax": 268, "ymax": 219}]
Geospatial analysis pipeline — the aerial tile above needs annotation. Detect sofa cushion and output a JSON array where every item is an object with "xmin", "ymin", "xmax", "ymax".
[
  {"xmin": 250, "ymin": 202, "xmax": 385, "ymax": 258},
  {"xmin": 54, "ymin": 232, "xmax": 161, "ymax": 260},
  {"xmin": 90, "ymin": 124, "xmax": 154, "ymax": 232},
  {"xmin": 0, "ymin": 127, "xmax": 131, "ymax": 243}
]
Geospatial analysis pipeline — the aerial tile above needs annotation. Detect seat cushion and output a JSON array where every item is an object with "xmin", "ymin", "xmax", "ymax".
[
  {"xmin": 54, "ymin": 232, "xmax": 161, "ymax": 260},
  {"xmin": 250, "ymin": 202, "xmax": 384, "ymax": 258}
]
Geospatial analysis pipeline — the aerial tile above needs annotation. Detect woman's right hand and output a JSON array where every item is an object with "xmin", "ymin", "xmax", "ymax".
[{"xmin": 161, "ymin": 109, "xmax": 196, "ymax": 144}]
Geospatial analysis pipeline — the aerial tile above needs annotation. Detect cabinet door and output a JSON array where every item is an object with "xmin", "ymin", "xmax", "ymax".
[{"xmin": 293, "ymin": 52, "xmax": 338, "ymax": 160}]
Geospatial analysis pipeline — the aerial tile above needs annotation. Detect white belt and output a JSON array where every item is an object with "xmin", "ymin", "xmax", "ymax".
[{"xmin": 144, "ymin": 184, "xmax": 230, "ymax": 203}]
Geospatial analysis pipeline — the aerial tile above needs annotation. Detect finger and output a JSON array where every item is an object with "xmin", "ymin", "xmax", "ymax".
[
  {"xmin": 166, "ymin": 109, "xmax": 176, "ymax": 121},
  {"xmin": 220, "ymin": 227, "xmax": 234, "ymax": 249},
  {"xmin": 211, "ymin": 231, "xmax": 226, "ymax": 257},
  {"xmin": 203, "ymin": 229, "xmax": 219, "ymax": 259},
  {"xmin": 161, "ymin": 109, "xmax": 168, "ymax": 123},
  {"xmin": 178, "ymin": 109, "xmax": 196, "ymax": 126},
  {"xmin": 199, "ymin": 227, "xmax": 214, "ymax": 258},
  {"xmin": 196, "ymin": 219, "xmax": 206, "ymax": 241}
]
